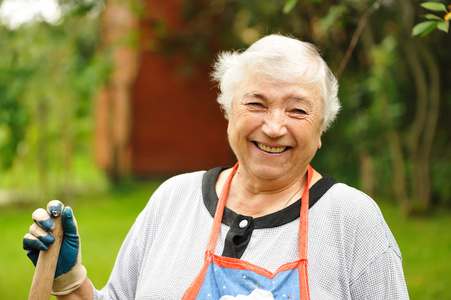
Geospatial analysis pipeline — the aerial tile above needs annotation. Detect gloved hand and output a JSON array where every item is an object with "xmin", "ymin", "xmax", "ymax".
[{"xmin": 23, "ymin": 200, "xmax": 87, "ymax": 296}]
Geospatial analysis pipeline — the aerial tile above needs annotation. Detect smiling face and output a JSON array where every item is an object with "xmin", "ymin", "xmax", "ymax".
[{"xmin": 227, "ymin": 74, "xmax": 323, "ymax": 186}]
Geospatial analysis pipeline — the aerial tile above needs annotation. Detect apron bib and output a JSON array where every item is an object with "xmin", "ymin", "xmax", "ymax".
[{"xmin": 183, "ymin": 163, "xmax": 312, "ymax": 300}]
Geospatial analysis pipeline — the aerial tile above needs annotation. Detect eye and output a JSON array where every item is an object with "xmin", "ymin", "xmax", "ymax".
[
  {"xmin": 246, "ymin": 102, "xmax": 266, "ymax": 110},
  {"xmin": 290, "ymin": 108, "xmax": 307, "ymax": 115}
]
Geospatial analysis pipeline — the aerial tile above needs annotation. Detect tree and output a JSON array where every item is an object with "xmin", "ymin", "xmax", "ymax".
[{"xmin": 0, "ymin": 0, "xmax": 109, "ymax": 202}]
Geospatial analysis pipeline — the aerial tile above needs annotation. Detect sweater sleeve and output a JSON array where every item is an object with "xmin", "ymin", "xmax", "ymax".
[
  {"xmin": 90, "ymin": 171, "xmax": 207, "ymax": 300},
  {"xmin": 350, "ymin": 247, "xmax": 409, "ymax": 299},
  {"xmin": 91, "ymin": 202, "xmax": 150, "ymax": 300}
]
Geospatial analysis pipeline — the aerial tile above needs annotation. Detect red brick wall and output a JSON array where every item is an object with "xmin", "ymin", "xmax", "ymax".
[
  {"xmin": 95, "ymin": 0, "xmax": 139, "ymax": 180},
  {"xmin": 130, "ymin": 0, "xmax": 234, "ymax": 176}
]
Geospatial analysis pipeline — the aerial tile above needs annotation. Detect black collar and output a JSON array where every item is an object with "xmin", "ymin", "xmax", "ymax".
[{"xmin": 202, "ymin": 166, "xmax": 338, "ymax": 229}]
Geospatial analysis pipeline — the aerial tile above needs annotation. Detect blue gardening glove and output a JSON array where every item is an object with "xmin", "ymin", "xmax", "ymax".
[{"xmin": 23, "ymin": 200, "xmax": 87, "ymax": 295}]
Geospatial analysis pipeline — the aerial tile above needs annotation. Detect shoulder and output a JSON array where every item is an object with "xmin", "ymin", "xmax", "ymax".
[
  {"xmin": 159, "ymin": 170, "xmax": 207, "ymax": 189},
  {"xmin": 129, "ymin": 170, "xmax": 209, "ymax": 248},
  {"xmin": 313, "ymin": 182, "xmax": 391, "ymax": 230},
  {"xmin": 151, "ymin": 170, "xmax": 207, "ymax": 199},
  {"xmin": 310, "ymin": 181, "xmax": 402, "ymax": 273},
  {"xmin": 138, "ymin": 170, "xmax": 207, "ymax": 220},
  {"xmin": 318, "ymin": 182, "xmax": 398, "ymax": 242}
]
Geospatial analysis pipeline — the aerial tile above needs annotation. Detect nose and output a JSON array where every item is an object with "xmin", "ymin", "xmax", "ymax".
[{"xmin": 261, "ymin": 109, "xmax": 287, "ymax": 138}]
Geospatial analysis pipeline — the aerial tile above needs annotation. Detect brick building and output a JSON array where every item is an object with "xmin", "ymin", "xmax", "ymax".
[{"xmin": 95, "ymin": 0, "xmax": 234, "ymax": 180}]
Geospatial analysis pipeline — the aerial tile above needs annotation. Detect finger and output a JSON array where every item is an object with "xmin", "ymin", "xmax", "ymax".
[
  {"xmin": 32, "ymin": 208, "xmax": 54, "ymax": 232},
  {"xmin": 29, "ymin": 223, "xmax": 55, "ymax": 245},
  {"xmin": 61, "ymin": 206, "xmax": 77, "ymax": 235},
  {"xmin": 47, "ymin": 200, "xmax": 64, "ymax": 218},
  {"xmin": 26, "ymin": 249, "xmax": 39, "ymax": 267},
  {"xmin": 23, "ymin": 233, "xmax": 48, "ymax": 251}
]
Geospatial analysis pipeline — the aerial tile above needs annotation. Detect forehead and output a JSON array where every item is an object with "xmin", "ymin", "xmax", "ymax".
[{"xmin": 236, "ymin": 72, "xmax": 323, "ymax": 106}]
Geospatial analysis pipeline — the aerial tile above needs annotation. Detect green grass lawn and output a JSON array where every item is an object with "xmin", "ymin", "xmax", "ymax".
[
  {"xmin": 1, "ymin": 181, "xmax": 449, "ymax": 299},
  {"xmin": 0, "ymin": 180, "xmax": 162, "ymax": 300},
  {"xmin": 377, "ymin": 201, "xmax": 451, "ymax": 299}
]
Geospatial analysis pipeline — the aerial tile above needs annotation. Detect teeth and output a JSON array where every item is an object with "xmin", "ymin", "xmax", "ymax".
[{"xmin": 256, "ymin": 143, "xmax": 286, "ymax": 153}]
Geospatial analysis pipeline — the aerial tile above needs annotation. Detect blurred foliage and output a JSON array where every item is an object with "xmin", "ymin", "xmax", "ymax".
[
  {"xmin": 0, "ymin": 0, "xmax": 449, "ymax": 214},
  {"xmin": 0, "ymin": 0, "xmax": 110, "ymax": 203},
  {"xmin": 149, "ymin": 0, "xmax": 451, "ymax": 214}
]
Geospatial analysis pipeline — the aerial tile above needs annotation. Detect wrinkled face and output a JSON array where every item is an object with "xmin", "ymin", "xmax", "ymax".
[{"xmin": 227, "ymin": 74, "xmax": 323, "ymax": 184}]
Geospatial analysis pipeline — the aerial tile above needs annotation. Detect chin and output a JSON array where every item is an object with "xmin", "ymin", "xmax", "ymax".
[{"xmin": 251, "ymin": 165, "xmax": 287, "ymax": 181}]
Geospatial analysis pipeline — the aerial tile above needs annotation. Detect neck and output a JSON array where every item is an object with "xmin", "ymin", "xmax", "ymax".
[{"xmin": 216, "ymin": 166, "xmax": 321, "ymax": 218}]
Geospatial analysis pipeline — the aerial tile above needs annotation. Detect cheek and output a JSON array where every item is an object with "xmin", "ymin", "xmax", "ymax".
[
  {"xmin": 228, "ymin": 109, "xmax": 250, "ymax": 134},
  {"xmin": 227, "ymin": 118, "xmax": 240, "ymax": 146},
  {"xmin": 226, "ymin": 124, "xmax": 235, "ymax": 152}
]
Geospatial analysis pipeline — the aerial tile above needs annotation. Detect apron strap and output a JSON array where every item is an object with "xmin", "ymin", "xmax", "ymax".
[
  {"xmin": 298, "ymin": 165, "xmax": 313, "ymax": 259},
  {"xmin": 206, "ymin": 163, "xmax": 239, "ymax": 254}
]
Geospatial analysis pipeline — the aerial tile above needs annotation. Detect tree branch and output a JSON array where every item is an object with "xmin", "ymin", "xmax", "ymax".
[{"xmin": 336, "ymin": 0, "xmax": 383, "ymax": 79}]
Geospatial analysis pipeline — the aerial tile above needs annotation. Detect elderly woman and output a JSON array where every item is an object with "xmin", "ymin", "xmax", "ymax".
[{"xmin": 24, "ymin": 34, "xmax": 409, "ymax": 299}]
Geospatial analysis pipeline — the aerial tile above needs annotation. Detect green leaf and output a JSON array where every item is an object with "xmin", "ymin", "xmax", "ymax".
[
  {"xmin": 321, "ymin": 4, "xmax": 348, "ymax": 32},
  {"xmin": 424, "ymin": 13, "xmax": 444, "ymax": 21},
  {"xmin": 420, "ymin": 2, "xmax": 447, "ymax": 13},
  {"xmin": 437, "ymin": 20, "xmax": 449, "ymax": 32},
  {"xmin": 283, "ymin": 0, "xmax": 299, "ymax": 14},
  {"xmin": 412, "ymin": 20, "xmax": 439, "ymax": 36}
]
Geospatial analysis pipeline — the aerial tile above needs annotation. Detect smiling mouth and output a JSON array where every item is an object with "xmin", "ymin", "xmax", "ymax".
[{"xmin": 255, "ymin": 142, "xmax": 287, "ymax": 153}]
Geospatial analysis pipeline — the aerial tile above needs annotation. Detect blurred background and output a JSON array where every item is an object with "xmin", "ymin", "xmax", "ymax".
[{"xmin": 0, "ymin": 0, "xmax": 449, "ymax": 298}]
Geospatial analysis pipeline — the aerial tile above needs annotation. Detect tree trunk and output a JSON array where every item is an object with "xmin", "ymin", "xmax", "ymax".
[{"xmin": 95, "ymin": 0, "xmax": 139, "ymax": 184}]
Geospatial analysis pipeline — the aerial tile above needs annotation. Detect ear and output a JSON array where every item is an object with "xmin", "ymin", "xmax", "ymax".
[{"xmin": 317, "ymin": 136, "xmax": 322, "ymax": 149}]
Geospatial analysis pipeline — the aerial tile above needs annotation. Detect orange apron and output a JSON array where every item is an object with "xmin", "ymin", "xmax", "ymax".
[{"xmin": 183, "ymin": 163, "xmax": 312, "ymax": 300}]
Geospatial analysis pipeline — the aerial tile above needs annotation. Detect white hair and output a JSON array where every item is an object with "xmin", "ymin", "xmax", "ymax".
[{"xmin": 211, "ymin": 34, "xmax": 340, "ymax": 132}]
